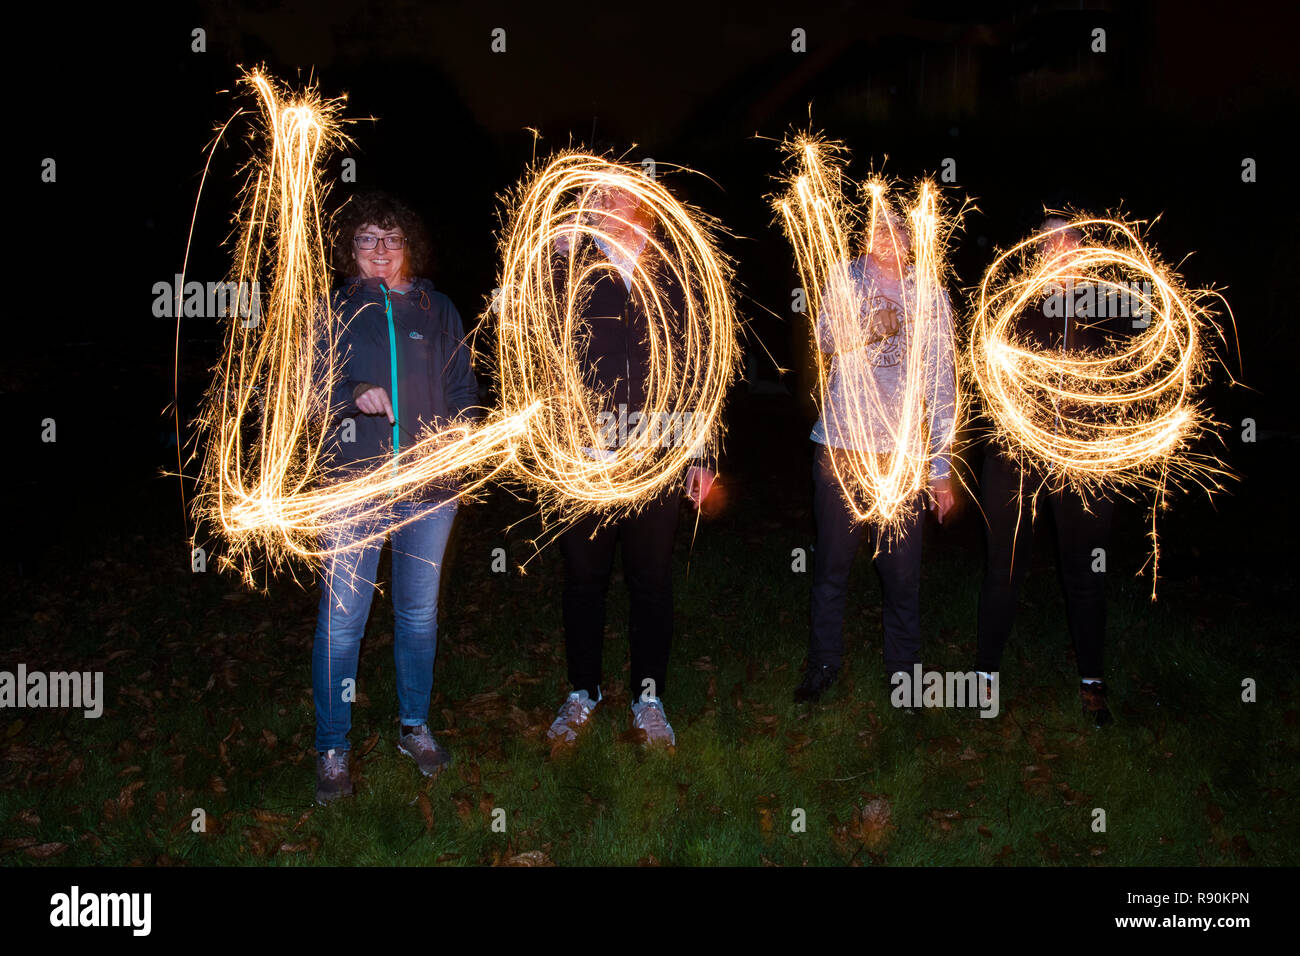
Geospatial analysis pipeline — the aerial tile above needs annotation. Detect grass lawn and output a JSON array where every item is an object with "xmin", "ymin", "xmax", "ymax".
[{"xmin": 1, "ymin": 394, "xmax": 1295, "ymax": 866}]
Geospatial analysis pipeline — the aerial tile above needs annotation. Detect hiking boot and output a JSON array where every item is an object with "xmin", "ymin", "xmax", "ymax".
[
  {"xmin": 1079, "ymin": 681, "xmax": 1114, "ymax": 728},
  {"xmin": 397, "ymin": 723, "xmax": 452, "ymax": 776},
  {"xmin": 315, "ymin": 748, "xmax": 354, "ymax": 805},
  {"xmin": 546, "ymin": 689, "xmax": 600, "ymax": 745},
  {"xmin": 794, "ymin": 664, "xmax": 839, "ymax": 703},
  {"xmin": 630, "ymin": 696, "xmax": 676, "ymax": 748}
]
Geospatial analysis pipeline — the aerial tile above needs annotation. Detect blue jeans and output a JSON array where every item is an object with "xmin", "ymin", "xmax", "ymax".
[{"xmin": 312, "ymin": 498, "xmax": 459, "ymax": 752}]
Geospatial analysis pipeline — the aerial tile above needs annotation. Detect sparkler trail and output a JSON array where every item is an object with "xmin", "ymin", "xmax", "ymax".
[
  {"xmin": 968, "ymin": 215, "xmax": 1236, "ymax": 595},
  {"xmin": 493, "ymin": 152, "xmax": 739, "ymax": 523},
  {"xmin": 190, "ymin": 74, "xmax": 737, "ymax": 583},
  {"xmin": 774, "ymin": 134, "xmax": 964, "ymax": 532}
]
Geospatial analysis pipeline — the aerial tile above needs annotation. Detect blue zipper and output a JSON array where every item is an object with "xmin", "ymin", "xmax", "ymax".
[{"xmin": 381, "ymin": 284, "xmax": 402, "ymax": 477}]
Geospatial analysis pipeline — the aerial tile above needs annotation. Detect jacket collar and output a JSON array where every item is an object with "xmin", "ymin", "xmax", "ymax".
[{"xmin": 341, "ymin": 275, "xmax": 436, "ymax": 297}]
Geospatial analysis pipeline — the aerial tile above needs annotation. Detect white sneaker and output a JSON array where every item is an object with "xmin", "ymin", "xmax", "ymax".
[
  {"xmin": 630, "ymin": 696, "xmax": 676, "ymax": 747},
  {"xmin": 546, "ymin": 689, "xmax": 600, "ymax": 744}
]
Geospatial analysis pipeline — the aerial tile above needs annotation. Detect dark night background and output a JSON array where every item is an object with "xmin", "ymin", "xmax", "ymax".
[
  {"xmin": 8, "ymin": 0, "xmax": 1297, "ymax": 562},
  {"xmin": 1, "ymin": 0, "xmax": 1297, "ymax": 879}
]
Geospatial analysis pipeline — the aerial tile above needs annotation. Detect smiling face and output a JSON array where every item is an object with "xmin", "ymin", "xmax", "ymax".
[{"xmin": 353, "ymin": 223, "xmax": 408, "ymax": 284}]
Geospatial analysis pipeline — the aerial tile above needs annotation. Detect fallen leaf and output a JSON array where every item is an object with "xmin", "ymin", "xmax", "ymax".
[
  {"xmin": 785, "ymin": 732, "xmax": 813, "ymax": 755},
  {"xmin": 453, "ymin": 795, "xmax": 473, "ymax": 824},
  {"xmin": 504, "ymin": 850, "xmax": 553, "ymax": 866},
  {"xmin": 851, "ymin": 796, "xmax": 894, "ymax": 849},
  {"xmin": 417, "ymin": 793, "xmax": 433, "ymax": 832},
  {"xmin": 118, "ymin": 780, "xmax": 146, "ymax": 813},
  {"xmin": 279, "ymin": 839, "xmax": 319, "ymax": 854},
  {"xmin": 242, "ymin": 827, "xmax": 280, "ymax": 857},
  {"xmin": 23, "ymin": 842, "xmax": 68, "ymax": 859}
]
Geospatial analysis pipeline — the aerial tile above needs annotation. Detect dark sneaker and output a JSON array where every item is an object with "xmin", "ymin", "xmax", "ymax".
[
  {"xmin": 794, "ymin": 664, "xmax": 839, "ymax": 703},
  {"xmin": 315, "ymin": 748, "xmax": 354, "ymax": 805},
  {"xmin": 397, "ymin": 723, "xmax": 452, "ymax": 776},
  {"xmin": 546, "ymin": 690, "xmax": 601, "ymax": 746},
  {"xmin": 1079, "ymin": 681, "xmax": 1113, "ymax": 727},
  {"xmin": 630, "ymin": 696, "xmax": 676, "ymax": 747}
]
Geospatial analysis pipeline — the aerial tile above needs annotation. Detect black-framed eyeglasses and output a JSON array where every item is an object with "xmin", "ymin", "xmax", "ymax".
[{"xmin": 353, "ymin": 235, "xmax": 408, "ymax": 250}]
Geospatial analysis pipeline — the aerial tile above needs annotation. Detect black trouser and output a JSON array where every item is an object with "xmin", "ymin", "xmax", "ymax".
[
  {"xmin": 975, "ymin": 448, "xmax": 1113, "ymax": 678},
  {"xmin": 559, "ymin": 487, "xmax": 680, "ymax": 701},
  {"xmin": 809, "ymin": 443, "xmax": 925, "ymax": 676}
]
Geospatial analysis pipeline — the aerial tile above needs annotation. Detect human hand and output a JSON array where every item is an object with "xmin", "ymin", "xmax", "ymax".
[
  {"xmin": 929, "ymin": 476, "xmax": 955, "ymax": 524},
  {"xmin": 354, "ymin": 384, "xmax": 395, "ymax": 424},
  {"xmin": 865, "ymin": 304, "xmax": 901, "ymax": 343},
  {"xmin": 684, "ymin": 466, "xmax": 716, "ymax": 510}
]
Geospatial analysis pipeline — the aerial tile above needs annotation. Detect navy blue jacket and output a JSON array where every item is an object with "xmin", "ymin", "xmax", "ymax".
[
  {"xmin": 1014, "ymin": 281, "xmax": 1144, "ymax": 351},
  {"xmin": 318, "ymin": 276, "xmax": 479, "ymax": 500},
  {"xmin": 1011, "ymin": 282, "xmax": 1144, "ymax": 428},
  {"xmin": 555, "ymin": 232, "xmax": 716, "ymax": 471},
  {"xmin": 561, "ymin": 233, "xmax": 682, "ymax": 413}
]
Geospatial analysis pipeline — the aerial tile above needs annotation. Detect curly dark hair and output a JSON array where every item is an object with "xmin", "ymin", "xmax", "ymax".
[{"xmin": 333, "ymin": 190, "xmax": 432, "ymax": 279}]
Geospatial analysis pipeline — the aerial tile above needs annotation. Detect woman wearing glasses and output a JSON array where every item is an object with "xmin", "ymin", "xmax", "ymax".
[{"xmin": 311, "ymin": 191, "xmax": 479, "ymax": 804}]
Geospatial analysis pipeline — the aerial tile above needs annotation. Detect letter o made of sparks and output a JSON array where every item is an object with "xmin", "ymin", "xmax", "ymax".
[
  {"xmin": 494, "ymin": 154, "xmax": 737, "ymax": 510},
  {"xmin": 970, "ymin": 217, "xmax": 1206, "ymax": 488}
]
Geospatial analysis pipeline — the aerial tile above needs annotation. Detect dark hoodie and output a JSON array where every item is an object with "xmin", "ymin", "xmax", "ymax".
[
  {"xmin": 1008, "ymin": 279, "xmax": 1146, "ymax": 431},
  {"xmin": 317, "ymin": 275, "xmax": 479, "ymax": 500},
  {"xmin": 554, "ymin": 230, "xmax": 717, "ymax": 471}
]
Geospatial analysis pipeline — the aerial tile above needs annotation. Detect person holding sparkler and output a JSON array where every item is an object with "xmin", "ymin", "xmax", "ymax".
[
  {"xmin": 544, "ymin": 182, "xmax": 718, "ymax": 750},
  {"xmin": 794, "ymin": 209, "xmax": 957, "ymax": 704},
  {"xmin": 973, "ymin": 214, "xmax": 1131, "ymax": 728},
  {"xmin": 311, "ymin": 192, "xmax": 479, "ymax": 803}
]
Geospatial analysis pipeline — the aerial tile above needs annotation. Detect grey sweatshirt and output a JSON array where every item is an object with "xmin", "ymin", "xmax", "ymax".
[{"xmin": 810, "ymin": 254, "xmax": 957, "ymax": 481}]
